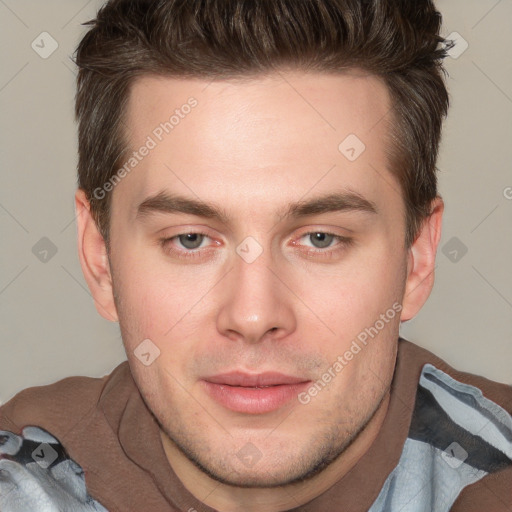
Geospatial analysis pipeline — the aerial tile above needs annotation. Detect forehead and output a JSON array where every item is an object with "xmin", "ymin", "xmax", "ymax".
[
  {"xmin": 125, "ymin": 70, "xmax": 391, "ymax": 153},
  {"xmin": 114, "ymin": 70, "xmax": 401, "ymax": 224}
]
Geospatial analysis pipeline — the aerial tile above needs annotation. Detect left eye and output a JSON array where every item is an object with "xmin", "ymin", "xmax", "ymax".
[
  {"xmin": 300, "ymin": 232, "xmax": 338, "ymax": 249},
  {"xmin": 175, "ymin": 233, "xmax": 209, "ymax": 250}
]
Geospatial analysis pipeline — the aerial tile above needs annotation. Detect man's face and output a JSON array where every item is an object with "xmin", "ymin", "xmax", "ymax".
[{"xmin": 107, "ymin": 71, "xmax": 408, "ymax": 486}]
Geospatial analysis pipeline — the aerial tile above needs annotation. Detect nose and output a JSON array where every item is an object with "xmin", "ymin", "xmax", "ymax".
[{"xmin": 216, "ymin": 244, "xmax": 297, "ymax": 344}]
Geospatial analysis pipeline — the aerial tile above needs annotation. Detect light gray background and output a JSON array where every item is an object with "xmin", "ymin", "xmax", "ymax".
[{"xmin": 1, "ymin": 0, "xmax": 511, "ymax": 405}]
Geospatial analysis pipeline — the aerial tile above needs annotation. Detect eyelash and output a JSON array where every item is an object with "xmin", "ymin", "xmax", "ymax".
[{"xmin": 159, "ymin": 231, "xmax": 353, "ymax": 261}]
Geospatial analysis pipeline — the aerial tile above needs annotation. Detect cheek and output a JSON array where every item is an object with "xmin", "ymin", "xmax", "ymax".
[
  {"xmin": 113, "ymin": 260, "xmax": 222, "ymax": 385},
  {"xmin": 307, "ymin": 251, "xmax": 405, "ymax": 381},
  {"xmin": 299, "ymin": 245, "xmax": 404, "ymax": 334},
  {"xmin": 111, "ymin": 258, "xmax": 175, "ymax": 347}
]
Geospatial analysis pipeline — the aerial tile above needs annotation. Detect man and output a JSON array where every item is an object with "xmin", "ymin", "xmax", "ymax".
[{"xmin": 1, "ymin": 0, "xmax": 511, "ymax": 510}]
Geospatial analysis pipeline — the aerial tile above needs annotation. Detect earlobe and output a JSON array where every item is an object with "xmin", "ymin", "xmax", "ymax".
[
  {"xmin": 75, "ymin": 189, "xmax": 118, "ymax": 322},
  {"xmin": 400, "ymin": 197, "xmax": 444, "ymax": 322}
]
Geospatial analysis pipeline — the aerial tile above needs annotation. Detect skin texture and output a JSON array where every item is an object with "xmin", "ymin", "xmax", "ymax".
[{"xmin": 75, "ymin": 70, "xmax": 443, "ymax": 512}]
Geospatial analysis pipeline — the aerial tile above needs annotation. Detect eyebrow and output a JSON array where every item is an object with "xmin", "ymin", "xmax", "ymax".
[{"xmin": 135, "ymin": 190, "xmax": 378, "ymax": 224}]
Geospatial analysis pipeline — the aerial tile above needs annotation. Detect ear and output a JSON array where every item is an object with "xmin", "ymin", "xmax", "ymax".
[
  {"xmin": 75, "ymin": 189, "xmax": 118, "ymax": 322},
  {"xmin": 401, "ymin": 196, "xmax": 444, "ymax": 322}
]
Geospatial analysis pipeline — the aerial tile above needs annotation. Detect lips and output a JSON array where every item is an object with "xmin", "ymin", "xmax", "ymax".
[
  {"xmin": 204, "ymin": 371, "xmax": 308, "ymax": 387},
  {"xmin": 201, "ymin": 371, "xmax": 311, "ymax": 414}
]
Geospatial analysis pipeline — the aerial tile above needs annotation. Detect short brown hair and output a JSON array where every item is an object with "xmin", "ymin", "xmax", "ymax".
[{"xmin": 74, "ymin": 0, "xmax": 451, "ymax": 248}]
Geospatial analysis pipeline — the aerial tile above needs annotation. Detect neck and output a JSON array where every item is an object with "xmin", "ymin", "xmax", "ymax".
[{"xmin": 160, "ymin": 390, "xmax": 390, "ymax": 512}]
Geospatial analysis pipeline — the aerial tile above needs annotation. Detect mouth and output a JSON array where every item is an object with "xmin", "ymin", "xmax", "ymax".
[{"xmin": 201, "ymin": 371, "xmax": 311, "ymax": 414}]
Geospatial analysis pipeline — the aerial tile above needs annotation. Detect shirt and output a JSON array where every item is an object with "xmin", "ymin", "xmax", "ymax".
[{"xmin": 1, "ymin": 338, "xmax": 511, "ymax": 511}]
